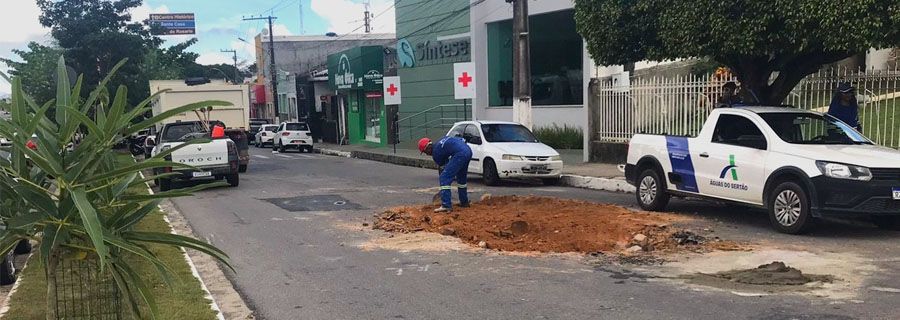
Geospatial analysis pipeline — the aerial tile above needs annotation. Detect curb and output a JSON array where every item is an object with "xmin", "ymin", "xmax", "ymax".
[{"xmin": 314, "ymin": 147, "xmax": 633, "ymax": 194}]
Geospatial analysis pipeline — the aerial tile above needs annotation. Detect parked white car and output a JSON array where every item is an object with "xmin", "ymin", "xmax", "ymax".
[
  {"xmin": 254, "ymin": 124, "xmax": 278, "ymax": 147},
  {"xmin": 447, "ymin": 121, "xmax": 563, "ymax": 186},
  {"xmin": 273, "ymin": 122, "xmax": 313, "ymax": 153}
]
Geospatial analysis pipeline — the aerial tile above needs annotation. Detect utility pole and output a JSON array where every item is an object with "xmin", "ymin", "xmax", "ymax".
[
  {"xmin": 299, "ymin": 1, "xmax": 305, "ymax": 34},
  {"xmin": 363, "ymin": 1, "xmax": 372, "ymax": 33},
  {"xmin": 243, "ymin": 15, "xmax": 279, "ymax": 121},
  {"xmin": 220, "ymin": 49, "xmax": 238, "ymax": 83},
  {"xmin": 508, "ymin": 0, "xmax": 532, "ymax": 129}
]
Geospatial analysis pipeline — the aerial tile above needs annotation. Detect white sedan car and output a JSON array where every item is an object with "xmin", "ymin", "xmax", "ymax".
[
  {"xmin": 273, "ymin": 122, "xmax": 314, "ymax": 153},
  {"xmin": 447, "ymin": 121, "xmax": 563, "ymax": 185},
  {"xmin": 254, "ymin": 124, "xmax": 278, "ymax": 147}
]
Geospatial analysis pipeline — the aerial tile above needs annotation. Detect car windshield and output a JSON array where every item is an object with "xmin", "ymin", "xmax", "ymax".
[
  {"xmin": 481, "ymin": 124, "xmax": 538, "ymax": 143},
  {"xmin": 161, "ymin": 123, "xmax": 206, "ymax": 142},
  {"xmin": 759, "ymin": 113, "xmax": 870, "ymax": 145},
  {"xmin": 286, "ymin": 123, "xmax": 309, "ymax": 131}
]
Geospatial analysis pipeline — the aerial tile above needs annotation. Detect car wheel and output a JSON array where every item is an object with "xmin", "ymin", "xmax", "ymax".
[
  {"xmin": 768, "ymin": 181, "xmax": 813, "ymax": 234},
  {"xmin": 483, "ymin": 159, "xmax": 501, "ymax": 186},
  {"xmin": 1, "ymin": 255, "xmax": 16, "ymax": 285},
  {"xmin": 158, "ymin": 178, "xmax": 172, "ymax": 192},
  {"xmin": 238, "ymin": 164, "xmax": 247, "ymax": 173},
  {"xmin": 14, "ymin": 240, "xmax": 31, "ymax": 255},
  {"xmin": 279, "ymin": 144, "xmax": 286, "ymax": 153},
  {"xmin": 872, "ymin": 216, "xmax": 900, "ymax": 231},
  {"xmin": 542, "ymin": 177, "xmax": 560, "ymax": 186},
  {"xmin": 636, "ymin": 169, "xmax": 670, "ymax": 211},
  {"xmin": 226, "ymin": 173, "xmax": 239, "ymax": 187}
]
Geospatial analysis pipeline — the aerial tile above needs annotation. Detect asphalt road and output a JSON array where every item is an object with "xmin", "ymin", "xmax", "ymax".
[{"xmin": 168, "ymin": 147, "xmax": 900, "ymax": 320}]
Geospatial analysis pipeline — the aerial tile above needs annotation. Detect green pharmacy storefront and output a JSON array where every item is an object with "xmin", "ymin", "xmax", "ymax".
[{"xmin": 328, "ymin": 46, "xmax": 394, "ymax": 146}]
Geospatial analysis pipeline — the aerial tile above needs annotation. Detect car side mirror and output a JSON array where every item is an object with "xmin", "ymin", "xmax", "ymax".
[
  {"xmin": 145, "ymin": 137, "xmax": 156, "ymax": 146},
  {"xmin": 468, "ymin": 136, "xmax": 482, "ymax": 145}
]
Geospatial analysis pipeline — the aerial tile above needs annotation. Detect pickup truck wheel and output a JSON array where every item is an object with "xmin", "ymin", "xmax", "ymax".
[
  {"xmin": 14, "ymin": 240, "xmax": 31, "ymax": 254},
  {"xmin": 483, "ymin": 159, "xmax": 501, "ymax": 186},
  {"xmin": 226, "ymin": 173, "xmax": 240, "ymax": 187},
  {"xmin": 768, "ymin": 182, "xmax": 813, "ymax": 234},
  {"xmin": 872, "ymin": 216, "xmax": 900, "ymax": 230},
  {"xmin": 239, "ymin": 164, "xmax": 247, "ymax": 173},
  {"xmin": 158, "ymin": 178, "xmax": 172, "ymax": 192},
  {"xmin": 636, "ymin": 169, "xmax": 669, "ymax": 211},
  {"xmin": 1, "ymin": 255, "xmax": 16, "ymax": 285}
]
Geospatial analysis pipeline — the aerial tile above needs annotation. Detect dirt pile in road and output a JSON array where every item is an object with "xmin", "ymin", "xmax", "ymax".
[
  {"xmin": 372, "ymin": 195, "xmax": 743, "ymax": 254},
  {"xmin": 705, "ymin": 261, "xmax": 833, "ymax": 286}
]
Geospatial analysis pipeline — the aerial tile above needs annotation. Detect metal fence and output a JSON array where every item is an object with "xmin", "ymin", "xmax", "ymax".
[
  {"xmin": 396, "ymin": 103, "xmax": 470, "ymax": 143},
  {"xmin": 52, "ymin": 258, "xmax": 123, "ymax": 319},
  {"xmin": 593, "ymin": 66, "xmax": 900, "ymax": 147}
]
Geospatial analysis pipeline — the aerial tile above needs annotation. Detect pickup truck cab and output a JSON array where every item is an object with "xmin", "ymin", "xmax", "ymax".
[
  {"xmin": 151, "ymin": 121, "xmax": 240, "ymax": 191},
  {"xmin": 625, "ymin": 107, "xmax": 900, "ymax": 234}
]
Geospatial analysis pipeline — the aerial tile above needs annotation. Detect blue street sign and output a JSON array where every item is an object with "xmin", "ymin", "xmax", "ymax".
[{"xmin": 149, "ymin": 13, "xmax": 196, "ymax": 36}]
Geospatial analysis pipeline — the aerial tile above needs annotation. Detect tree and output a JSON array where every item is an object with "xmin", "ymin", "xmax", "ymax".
[
  {"xmin": 0, "ymin": 43, "xmax": 65, "ymax": 104},
  {"xmin": 574, "ymin": 0, "xmax": 900, "ymax": 105},
  {"xmin": 36, "ymin": 0, "xmax": 153, "ymax": 105}
]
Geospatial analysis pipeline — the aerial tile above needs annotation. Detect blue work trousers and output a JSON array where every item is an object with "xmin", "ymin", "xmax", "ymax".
[{"xmin": 439, "ymin": 150, "xmax": 472, "ymax": 209}]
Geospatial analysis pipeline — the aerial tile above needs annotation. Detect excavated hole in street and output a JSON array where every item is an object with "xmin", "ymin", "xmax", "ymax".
[{"xmin": 371, "ymin": 195, "xmax": 747, "ymax": 255}]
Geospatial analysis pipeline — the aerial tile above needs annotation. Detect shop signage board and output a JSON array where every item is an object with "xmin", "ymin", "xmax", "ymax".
[
  {"xmin": 453, "ymin": 62, "xmax": 476, "ymax": 100},
  {"xmin": 149, "ymin": 13, "xmax": 196, "ymax": 35},
  {"xmin": 382, "ymin": 76, "xmax": 402, "ymax": 105},
  {"xmin": 328, "ymin": 46, "xmax": 386, "ymax": 92}
]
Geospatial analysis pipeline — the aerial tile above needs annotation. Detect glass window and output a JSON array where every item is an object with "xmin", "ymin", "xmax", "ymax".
[
  {"xmin": 759, "ymin": 113, "xmax": 870, "ymax": 145},
  {"xmin": 161, "ymin": 123, "xmax": 205, "ymax": 142},
  {"xmin": 712, "ymin": 115, "xmax": 767, "ymax": 149},
  {"xmin": 487, "ymin": 10, "xmax": 583, "ymax": 107},
  {"xmin": 448, "ymin": 125, "xmax": 465, "ymax": 137},
  {"xmin": 286, "ymin": 123, "xmax": 309, "ymax": 131},
  {"xmin": 481, "ymin": 124, "xmax": 537, "ymax": 143},
  {"xmin": 464, "ymin": 124, "xmax": 481, "ymax": 138}
]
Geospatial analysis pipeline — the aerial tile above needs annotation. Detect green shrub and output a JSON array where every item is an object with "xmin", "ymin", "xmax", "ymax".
[
  {"xmin": 534, "ymin": 124, "xmax": 583, "ymax": 149},
  {"xmin": 0, "ymin": 57, "xmax": 232, "ymax": 319}
]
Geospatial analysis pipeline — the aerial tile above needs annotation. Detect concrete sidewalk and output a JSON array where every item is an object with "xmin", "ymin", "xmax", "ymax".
[{"xmin": 313, "ymin": 143, "xmax": 634, "ymax": 193}]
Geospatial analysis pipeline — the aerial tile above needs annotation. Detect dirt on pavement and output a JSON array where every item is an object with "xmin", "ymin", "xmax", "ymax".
[{"xmin": 373, "ymin": 195, "xmax": 745, "ymax": 254}]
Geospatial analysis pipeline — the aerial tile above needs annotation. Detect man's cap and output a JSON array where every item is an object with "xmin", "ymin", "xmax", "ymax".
[
  {"xmin": 837, "ymin": 82, "xmax": 855, "ymax": 93},
  {"xmin": 417, "ymin": 137, "xmax": 432, "ymax": 153}
]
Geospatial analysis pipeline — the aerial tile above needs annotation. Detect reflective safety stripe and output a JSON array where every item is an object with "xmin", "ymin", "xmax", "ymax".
[
  {"xmin": 440, "ymin": 186, "xmax": 452, "ymax": 190},
  {"xmin": 457, "ymin": 184, "xmax": 467, "ymax": 188}
]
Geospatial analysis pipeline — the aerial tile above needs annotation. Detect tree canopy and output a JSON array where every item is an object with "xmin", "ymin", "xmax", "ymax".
[
  {"xmin": 0, "ymin": 42, "xmax": 65, "ymax": 104},
  {"xmin": 574, "ymin": 0, "xmax": 900, "ymax": 104}
]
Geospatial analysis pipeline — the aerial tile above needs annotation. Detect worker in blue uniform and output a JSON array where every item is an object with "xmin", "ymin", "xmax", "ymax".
[{"xmin": 418, "ymin": 136, "xmax": 472, "ymax": 212}]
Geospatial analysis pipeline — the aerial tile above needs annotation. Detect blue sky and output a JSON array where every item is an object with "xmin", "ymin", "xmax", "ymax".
[{"xmin": 0, "ymin": 0, "xmax": 396, "ymax": 95}]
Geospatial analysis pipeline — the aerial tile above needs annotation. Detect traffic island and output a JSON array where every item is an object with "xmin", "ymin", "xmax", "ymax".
[{"xmin": 372, "ymin": 195, "xmax": 745, "ymax": 255}]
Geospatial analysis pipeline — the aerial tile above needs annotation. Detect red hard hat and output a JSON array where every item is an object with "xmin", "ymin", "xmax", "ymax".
[{"xmin": 417, "ymin": 137, "xmax": 431, "ymax": 153}]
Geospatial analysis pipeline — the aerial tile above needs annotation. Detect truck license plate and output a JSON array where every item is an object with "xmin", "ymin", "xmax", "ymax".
[{"xmin": 192, "ymin": 171, "xmax": 212, "ymax": 178}]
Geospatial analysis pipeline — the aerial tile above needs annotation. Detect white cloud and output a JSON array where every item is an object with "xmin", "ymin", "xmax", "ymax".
[
  {"xmin": 0, "ymin": 1, "xmax": 48, "ymax": 44},
  {"xmin": 196, "ymin": 52, "xmax": 233, "ymax": 66},
  {"xmin": 129, "ymin": 3, "xmax": 170, "ymax": 23},
  {"xmin": 311, "ymin": 0, "xmax": 395, "ymax": 34}
]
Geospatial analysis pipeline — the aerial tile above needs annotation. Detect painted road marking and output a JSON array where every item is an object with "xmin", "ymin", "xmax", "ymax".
[{"xmin": 253, "ymin": 155, "xmax": 270, "ymax": 159}]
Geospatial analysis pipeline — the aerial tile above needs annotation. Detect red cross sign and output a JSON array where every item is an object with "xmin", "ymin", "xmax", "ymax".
[
  {"xmin": 453, "ymin": 63, "xmax": 475, "ymax": 100},
  {"xmin": 382, "ymin": 76, "xmax": 401, "ymax": 105}
]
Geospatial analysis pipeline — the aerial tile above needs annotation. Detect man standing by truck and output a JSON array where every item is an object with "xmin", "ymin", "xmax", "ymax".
[{"xmin": 419, "ymin": 136, "xmax": 472, "ymax": 213}]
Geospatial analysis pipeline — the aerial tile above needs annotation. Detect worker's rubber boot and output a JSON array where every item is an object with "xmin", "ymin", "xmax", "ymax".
[
  {"xmin": 434, "ymin": 206, "xmax": 451, "ymax": 213},
  {"xmin": 458, "ymin": 202, "xmax": 470, "ymax": 208}
]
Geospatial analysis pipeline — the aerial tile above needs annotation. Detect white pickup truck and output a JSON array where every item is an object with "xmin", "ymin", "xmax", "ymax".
[
  {"xmin": 625, "ymin": 107, "xmax": 900, "ymax": 234},
  {"xmin": 150, "ymin": 121, "xmax": 240, "ymax": 191}
]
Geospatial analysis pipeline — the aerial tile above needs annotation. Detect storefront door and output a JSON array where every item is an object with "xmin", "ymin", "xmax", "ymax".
[{"xmin": 365, "ymin": 95, "xmax": 382, "ymax": 143}]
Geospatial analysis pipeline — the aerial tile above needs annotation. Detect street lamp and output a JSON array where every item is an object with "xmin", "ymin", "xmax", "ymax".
[{"xmin": 209, "ymin": 67, "xmax": 229, "ymax": 83}]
